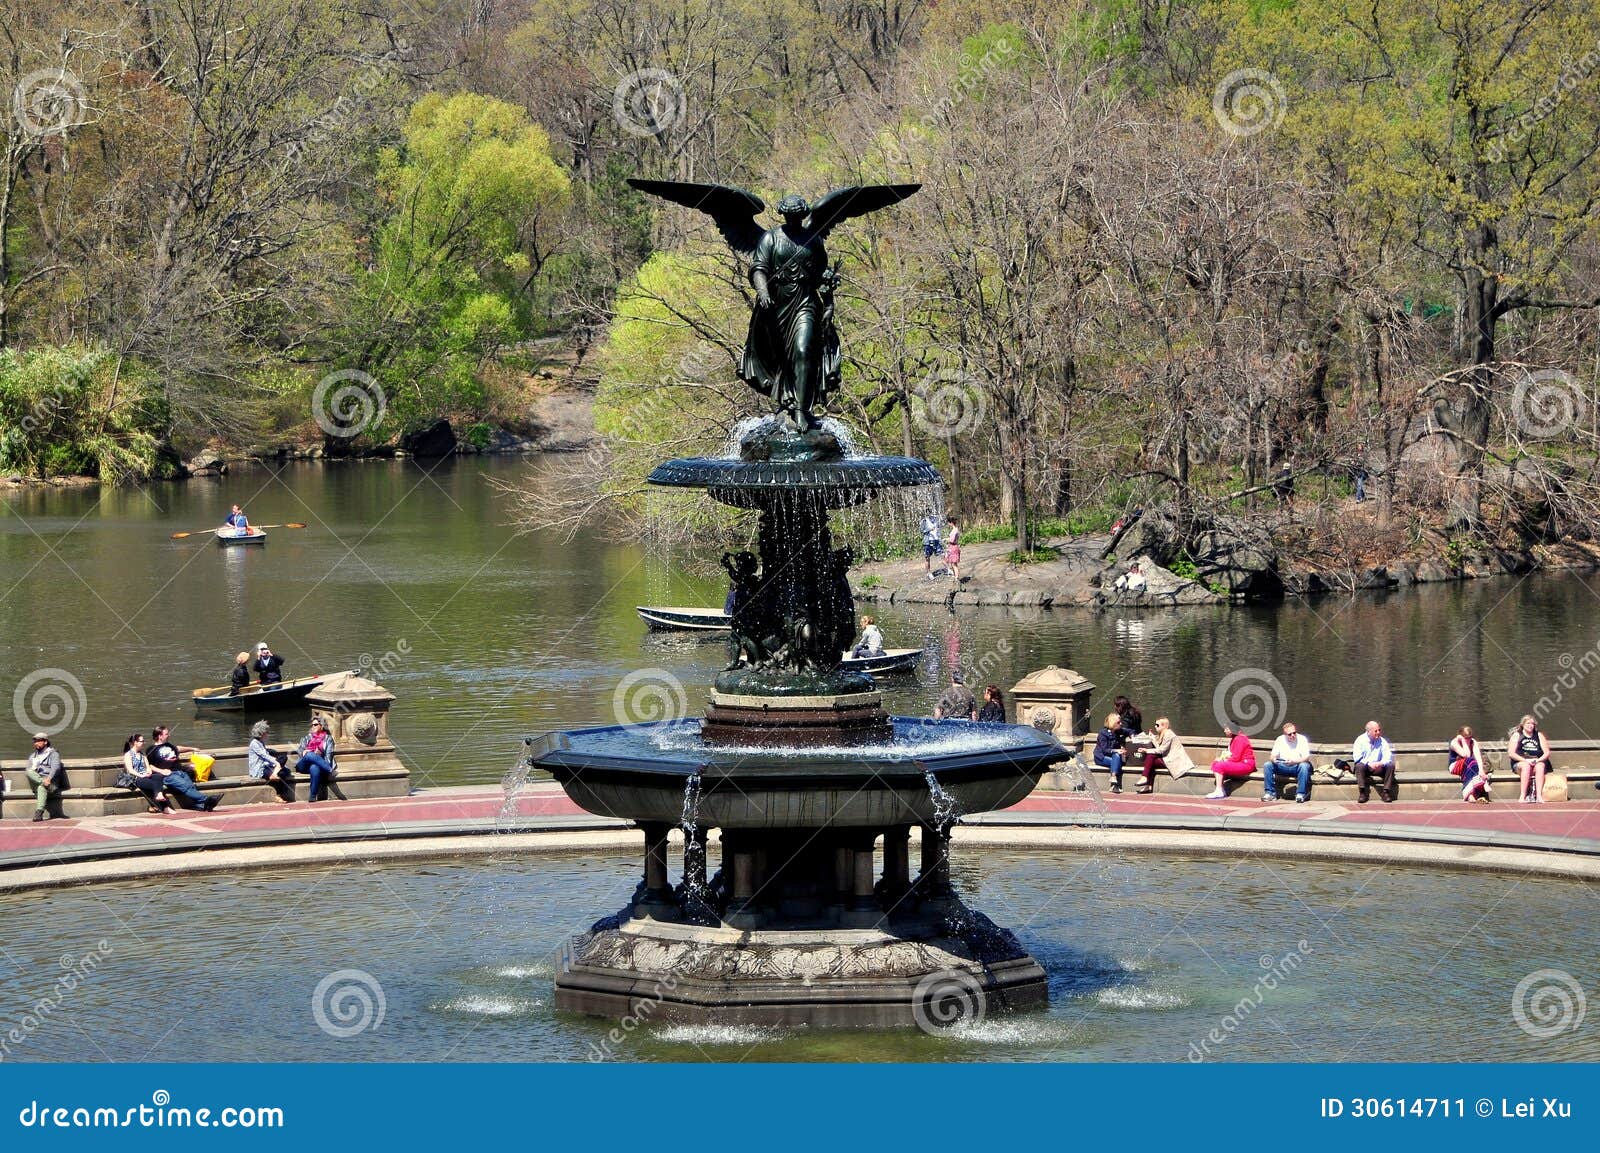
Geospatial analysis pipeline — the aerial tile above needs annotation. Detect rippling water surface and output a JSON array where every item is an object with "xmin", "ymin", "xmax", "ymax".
[{"xmin": 2, "ymin": 850, "xmax": 1594, "ymax": 1062}]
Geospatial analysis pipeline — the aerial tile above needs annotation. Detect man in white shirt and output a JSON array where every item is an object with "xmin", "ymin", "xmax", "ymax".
[
  {"xmin": 1112, "ymin": 562, "xmax": 1148, "ymax": 597},
  {"xmin": 1352, "ymin": 720, "xmax": 1397, "ymax": 803},
  {"xmin": 1263, "ymin": 722, "xmax": 1313, "ymax": 802}
]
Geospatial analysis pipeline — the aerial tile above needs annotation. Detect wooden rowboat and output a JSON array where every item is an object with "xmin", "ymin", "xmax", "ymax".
[
  {"xmin": 191, "ymin": 671, "xmax": 337, "ymax": 711},
  {"xmin": 637, "ymin": 606, "xmax": 731, "ymax": 632},
  {"xmin": 840, "ymin": 647, "xmax": 922, "ymax": 675},
  {"xmin": 216, "ymin": 526, "xmax": 267, "ymax": 546}
]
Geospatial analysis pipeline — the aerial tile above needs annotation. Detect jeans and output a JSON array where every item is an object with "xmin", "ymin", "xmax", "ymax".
[
  {"xmin": 24, "ymin": 767, "xmax": 57, "ymax": 813},
  {"xmin": 161, "ymin": 770, "xmax": 210, "ymax": 810},
  {"xmin": 1094, "ymin": 750, "xmax": 1124, "ymax": 786},
  {"xmin": 297, "ymin": 752, "xmax": 335, "ymax": 801},
  {"xmin": 1264, "ymin": 759, "xmax": 1312, "ymax": 799}
]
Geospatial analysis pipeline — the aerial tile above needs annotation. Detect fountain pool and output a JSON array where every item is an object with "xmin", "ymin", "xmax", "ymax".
[{"xmin": 2, "ymin": 848, "xmax": 1593, "ymax": 1061}]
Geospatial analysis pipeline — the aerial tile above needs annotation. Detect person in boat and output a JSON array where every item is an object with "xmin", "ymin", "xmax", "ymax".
[
  {"xmin": 223, "ymin": 504, "xmax": 250, "ymax": 530},
  {"xmin": 247, "ymin": 720, "xmax": 296, "ymax": 803},
  {"xmin": 229, "ymin": 651, "xmax": 251, "ymax": 694},
  {"xmin": 254, "ymin": 642, "xmax": 285, "ymax": 685},
  {"xmin": 121, "ymin": 733, "xmax": 175, "ymax": 815},
  {"xmin": 851, "ymin": 614, "xmax": 884, "ymax": 658},
  {"xmin": 978, "ymin": 684, "xmax": 1006, "ymax": 723}
]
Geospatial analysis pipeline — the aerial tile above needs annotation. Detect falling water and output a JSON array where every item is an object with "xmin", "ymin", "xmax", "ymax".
[
  {"xmin": 922, "ymin": 766, "xmax": 962, "ymax": 833},
  {"xmin": 678, "ymin": 770, "xmax": 715, "ymax": 923},
  {"xmin": 497, "ymin": 747, "xmax": 537, "ymax": 834}
]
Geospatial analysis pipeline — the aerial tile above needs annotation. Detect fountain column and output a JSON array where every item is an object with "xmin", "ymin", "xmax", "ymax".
[
  {"xmin": 841, "ymin": 833, "xmax": 881, "ymax": 928},
  {"xmin": 640, "ymin": 822, "xmax": 675, "ymax": 918},
  {"xmin": 918, "ymin": 824, "xmax": 953, "ymax": 909},
  {"xmin": 881, "ymin": 826, "xmax": 911, "ymax": 903}
]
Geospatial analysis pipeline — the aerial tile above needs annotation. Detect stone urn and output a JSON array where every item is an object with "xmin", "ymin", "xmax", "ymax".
[{"xmin": 1010, "ymin": 665, "xmax": 1095, "ymax": 741}]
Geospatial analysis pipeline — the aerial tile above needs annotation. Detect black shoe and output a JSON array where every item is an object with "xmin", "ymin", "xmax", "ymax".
[
  {"xmin": 1357, "ymin": 794, "xmax": 1369, "ymax": 804},
  {"xmin": 31, "ymin": 811, "xmax": 45, "ymax": 822},
  {"xmin": 1109, "ymin": 783, "xmax": 1122, "ymax": 794},
  {"xmin": 203, "ymin": 796, "xmax": 221, "ymax": 811},
  {"xmin": 1382, "ymin": 791, "xmax": 1395, "ymax": 803}
]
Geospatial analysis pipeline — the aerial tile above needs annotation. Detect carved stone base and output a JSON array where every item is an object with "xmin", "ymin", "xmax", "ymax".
[
  {"xmin": 702, "ymin": 688, "xmax": 893, "ymax": 748},
  {"xmin": 553, "ymin": 902, "xmax": 1047, "ymax": 1028}
]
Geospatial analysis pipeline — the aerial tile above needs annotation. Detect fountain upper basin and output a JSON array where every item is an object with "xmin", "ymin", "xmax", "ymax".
[{"xmin": 527, "ymin": 718, "xmax": 1070, "ymax": 830}]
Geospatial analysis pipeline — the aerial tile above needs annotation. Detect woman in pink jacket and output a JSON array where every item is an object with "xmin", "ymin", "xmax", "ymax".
[{"xmin": 1205, "ymin": 725, "xmax": 1256, "ymax": 799}]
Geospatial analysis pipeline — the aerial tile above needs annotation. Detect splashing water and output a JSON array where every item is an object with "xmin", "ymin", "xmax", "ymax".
[
  {"xmin": 678, "ymin": 770, "xmax": 715, "ymax": 923},
  {"xmin": 923, "ymin": 766, "xmax": 962, "ymax": 834},
  {"xmin": 497, "ymin": 749, "xmax": 537, "ymax": 834}
]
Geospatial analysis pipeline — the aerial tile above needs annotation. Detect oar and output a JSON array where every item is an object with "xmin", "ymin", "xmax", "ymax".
[{"xmin": 170, "ymin": 522, "xmax": 307, "ymax": 539}]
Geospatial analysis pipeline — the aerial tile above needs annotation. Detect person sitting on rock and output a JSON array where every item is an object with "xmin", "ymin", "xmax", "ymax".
[
  {"xmin": 1352, "ymin": 719, "xmax": 1396, "ymax": 803},
  {"xmin": 1204, "ymin": 724, "xmax": 1256, "ymax": 799},
  {"xmin": 1093, "ymin": 711, "xmax": 1135, "ymax": 795},
  {"xmin": 851, "ymin": 615, "xmax": 884, "ymax": 658},
  {"xmin": 1112, "ymin": 562, "xmax": 1148, "ymax": 597}
]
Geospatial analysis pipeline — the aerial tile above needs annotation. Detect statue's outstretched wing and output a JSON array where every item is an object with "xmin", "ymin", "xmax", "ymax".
[
  {"xmin": 806, "ymin": 184, "xmax": 921, "ymax": 238},
  {"xmin": 628, "ymin": 179, "xmax": 767, "ymax": 259}
]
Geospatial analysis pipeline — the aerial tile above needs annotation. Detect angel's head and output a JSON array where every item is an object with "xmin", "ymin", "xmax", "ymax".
[{"xmin": 777, "ymin": 194, "xmax": 809, "ymax": 220}]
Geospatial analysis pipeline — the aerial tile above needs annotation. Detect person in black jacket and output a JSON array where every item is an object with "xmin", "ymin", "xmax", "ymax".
[
  {"xmin": 254, "ymin": 642, "xmax": 285, "ymax": 685},
  {"xmin": 228, "ymin": 651, "xmax": 251, "ymax": 694},
  {"xmin": 1093, "ymin": 711, "xmax": 1136, "ymax": 794}
]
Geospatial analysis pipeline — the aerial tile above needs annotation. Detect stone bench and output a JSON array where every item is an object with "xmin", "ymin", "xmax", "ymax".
[
  {"xmin": 1054, "ymin": 736, "xmax": 1600, "ymax": 802},
  {"xmin": 1, "ymin": 742, "xmax": 409, "ymax": 819}
]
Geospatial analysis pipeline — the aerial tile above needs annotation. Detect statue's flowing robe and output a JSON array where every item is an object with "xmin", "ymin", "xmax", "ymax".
[{"xmin": 739, "ymin": 226, "xmax": 841, "ymax": 416}]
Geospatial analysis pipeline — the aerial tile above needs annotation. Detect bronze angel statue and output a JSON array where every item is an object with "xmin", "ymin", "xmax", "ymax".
[{"xmin": 628, "ymin": 179, "xmax": 920, "ymax": 431}]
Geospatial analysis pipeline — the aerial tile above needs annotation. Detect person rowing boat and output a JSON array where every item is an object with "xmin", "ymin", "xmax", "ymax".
[{"xmin": 224, "ymin": 504, "xmax": 249, "ymax": 530}]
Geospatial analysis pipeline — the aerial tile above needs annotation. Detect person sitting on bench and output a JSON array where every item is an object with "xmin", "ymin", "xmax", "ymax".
[
  {"xmin": 1263, "ymin": 721, "xmax": 1314, "ymax": 802},
  {"xmin": 1352, "ymin": 720, "xmax": 1396, "ymax": 803}
]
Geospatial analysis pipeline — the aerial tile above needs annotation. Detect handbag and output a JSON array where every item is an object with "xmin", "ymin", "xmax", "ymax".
[
  {"xmin": 114, "ymin": 770, "xmax": 136, "ymax": 789},
  {"xmin": 189, "ymin": 752, "xmax": 216, "ymax": 782}
]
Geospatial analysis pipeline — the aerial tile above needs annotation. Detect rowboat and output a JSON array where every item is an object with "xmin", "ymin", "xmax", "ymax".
[
  {"xmin": 216, "ymin": 526, "xmax": 267, "ymax": 546},
  {"xmin": 840, "ymin": 647, "xmax": 922, "ymax": 675},
  {"xmin": 637, "ymin": 606, "xmax": 731, "ymax": 632},
  {"xmin": 191, "ymin": 671, "xmax": 338, "ymax": 711}
]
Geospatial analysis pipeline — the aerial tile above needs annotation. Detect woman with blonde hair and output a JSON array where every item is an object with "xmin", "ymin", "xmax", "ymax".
[
  {"xmin": 1137, "ymin": 717, "xmax": 1193, "ymax": 795},
  {"xmin": 1508, "ymin": 715, "xmax": 1552, "ymax": 803}
]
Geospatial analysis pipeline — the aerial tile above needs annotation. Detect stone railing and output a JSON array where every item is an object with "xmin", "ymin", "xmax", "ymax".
[{"xmin": 1, "ymin": 673, "xmax": 410, "ymax": 818}]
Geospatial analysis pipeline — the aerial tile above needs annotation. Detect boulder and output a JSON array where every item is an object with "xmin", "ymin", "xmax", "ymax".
[{"xmin": 399, "ymin": 419, "xmax": 456, "ymax": 458}]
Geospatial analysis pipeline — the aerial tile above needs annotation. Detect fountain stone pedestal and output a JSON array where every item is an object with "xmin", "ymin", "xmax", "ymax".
[{"xmin": 530, "ymin": 422, "xmax": 1070, "ymax": 1027}]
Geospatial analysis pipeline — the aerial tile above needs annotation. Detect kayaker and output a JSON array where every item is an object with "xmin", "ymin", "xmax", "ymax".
[
  {"xmin": 229, "ymin": 651, "xmax": 251, "ymax": 694},
  {"xmin": 224, "ymin": 504, "xmax": 249, "ymax": 529},
  {"xmin": 254, "ymin": 642, "xmax": 285, "ymax": 685}
]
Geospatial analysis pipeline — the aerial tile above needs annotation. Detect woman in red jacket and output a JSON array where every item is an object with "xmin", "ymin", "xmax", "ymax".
[{"xmin": 1205, "ymin": 725, "xmax": 1256, "ymax": 799}]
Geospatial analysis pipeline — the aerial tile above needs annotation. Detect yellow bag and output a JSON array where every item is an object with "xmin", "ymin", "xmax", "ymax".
[{"xmin": 189, "ymin": 752, "xmax": 216, "ymax": 782}]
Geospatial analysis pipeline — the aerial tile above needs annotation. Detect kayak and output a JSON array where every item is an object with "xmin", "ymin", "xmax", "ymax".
[
  {"xmin": 216, "ymin": 526, "xmax": 267, "ymax": 546},
  {"xmin": 191, "ymin": 671, "xmax": 335, "ymax": 711},
  {"xmin": 637, "ymin": 606, "xmax": 731, "ymax": 632},
  {"xmin": 840, "ymin": 648, "xmax": 922, "ymax": 675}
]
